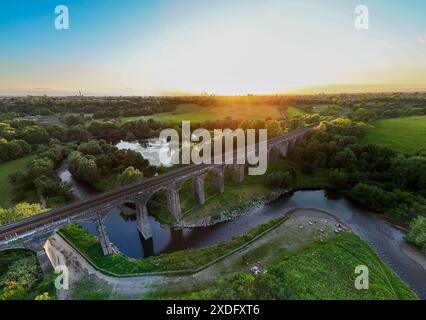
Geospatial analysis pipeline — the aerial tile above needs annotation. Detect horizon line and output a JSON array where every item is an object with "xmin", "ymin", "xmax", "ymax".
[{"xmin": 1, "ymin": 83, "xmax": 426, "ymax": 98}]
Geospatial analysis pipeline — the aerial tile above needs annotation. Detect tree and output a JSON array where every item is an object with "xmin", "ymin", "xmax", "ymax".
[
  {"xmin": 26, "ymin": 158, "xmax": 54, "ymax": 181},
  {"xmin": 0, "ymin": 139, "xmax": 31, "ymax": 162},
  {"xmin": 0, "ymin": 203, "xmax": 46, "ymax": 225},
  {"xmin": 34, "ymin": 292, "xmax": 51, "ymax": 300},
  {"xmin": 390, "ymin": 156, "xmax": 426, "ymax": 191},
  {"xmin": 66, "ymin": 125, "xmax": 91, "ymax": 143},
  {"xmin": 331, "ymin": 148, "xmax": 357, "ymax": 170},
  {"xmin": 78, "ymin": 140, "xmax": 103, "ymax": 155},
  {"xmin": 45, "ymin": 124, "xmax": 67, "ymax": 141},
  {"xmin": 118, "ymin": 166, "xmax": 143, "ymax": 186},
  {"xmin": 266, "ymin": 171, "xmax": 294, "ymax": 189},
  {"xmin": 39, "ymin": 144, "xmax": 66, "ymax": 166},
  {"xmin": 122, "ymin": 150, "xmax": 150, "ymax": 171},
  {"xmin": 33, "ymin": 175, "xmax": 62, "ymax": 198},
  {"xmin": 63, "ymin": 114, "xmax": 84, "ymax": 126},
  {"xmin": 0, "ymin": 122, "xmax": 16, "ymax": 140},
  {"xmin": 21, "ymin": 126, "xmax": 49, "ymax": 145},
  {"xmin": 265, "ymin": 120, "xmax": 284, "ymax": 138},
  {"xmin": 76, "ymin": 157, "xmax": 99, "ymax": 183},
  {"xmin": 407, "ymin": 216, "xmax": 426, "ymax": 254},
  {"xmin": 87, "ymin": 121, "xmax": 118, "ymax": 139},
  {"xmin": 0, "ymin": 253, "xmax": 42, "ymax": 300}
]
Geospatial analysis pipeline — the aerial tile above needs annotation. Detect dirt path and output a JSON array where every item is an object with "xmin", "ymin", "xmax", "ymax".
[{"xmin": 48, "ymin": 209, "xmax": 343, "ymax": 299}]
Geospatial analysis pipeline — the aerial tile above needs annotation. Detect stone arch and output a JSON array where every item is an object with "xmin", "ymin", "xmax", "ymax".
[
  {"xmin": 179, "ymin": 173, "xmax": 208, "ymax": 208},
  {"xmin": 146, "ymin": 185, "xmax": 182, "ymax": 223},
  {"xmin": 0, "ymin": 247, "xmax": 53, "ymax": 275},
  {"xmin": 145, "ymin": 186, "xmax": 168, "ymax": 220},
  {"xmin": 0, "ymin": 244, "xmax": 27, "ymax": 253},
  {"xmin": 2, "ymin": 234, "xmax": 57, "ymax": 273},
  {"xmin": 117, "ymin": 200, "xmax": 138, "ymax": 221}
]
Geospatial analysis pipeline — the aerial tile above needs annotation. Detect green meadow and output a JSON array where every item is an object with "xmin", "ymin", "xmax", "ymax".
[
  {"xmin": 0, "ymin": 156, "xmax": 35, "ymax": 208},
  {"xmin": 361, "ymin": 116, "xmax": 426, "ymax": 154},
  {"xmin": 146, "ymin": 233, "xmax": 417, "ymax": 300},
  {"xmin": 122, "ymin": 103, "xmax": 304, "ymax": 124}
]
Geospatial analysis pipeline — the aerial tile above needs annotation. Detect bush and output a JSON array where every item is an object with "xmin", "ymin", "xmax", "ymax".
[
  {"xmin": 348, "ymin": 183, "xmax": 426, "ymax": 223},
  {"xmin": 300, "ymin": 162, "xmax": 314, "ymax": 174},
  {"xmin": 118, "ymin": 166, "xmax": 143, "ymax": 186},
  {"xmin": 266, "ymin": 171, "xmax": 293, "ymax": 189},
  {"xmin": 407, "ymin": 216, "xmax": 426, "ymax": 254},
  {"xmin": 0, "ymin": 203, "xmax": 46, "ymax": 225}
]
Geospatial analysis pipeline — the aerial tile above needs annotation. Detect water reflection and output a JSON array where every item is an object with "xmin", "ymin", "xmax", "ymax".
[
  {"xmin": 56, "ymin": 162, "xmax": 99, "ymax": 201},
  {"xmin": 76, "ymin": 190, "xmax": 426, "ymax": 298},
  {"xmin": 115, "ymin": 138, "xmax": 174, "ymax": 167}
]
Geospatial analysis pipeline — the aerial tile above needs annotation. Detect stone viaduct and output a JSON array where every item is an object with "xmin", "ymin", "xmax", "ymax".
[{"xmin": 0, "ymin": 126, "xmax": 312, "ymax": 272}]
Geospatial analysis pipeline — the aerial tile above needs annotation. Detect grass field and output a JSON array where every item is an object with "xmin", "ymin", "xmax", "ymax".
[
  {"xmin": 122, "ymin": 103, "xmax": 304, "ymax": 124},
  {"xmin": 0, "ymin": 156, "xmax": 34, "ymax": 208},
  {"xmin": 285, "ymin": 106, "xmax": 306, "ymax": 118},
  {"xmin": 148, "ymin": 233, "xmax": 418, "ymax": 300},
  {"xmin": 361, "ymin": 116, "xmax": 426, "ymax": 154}
]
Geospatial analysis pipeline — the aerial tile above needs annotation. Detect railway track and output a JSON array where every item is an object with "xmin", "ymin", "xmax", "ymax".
[{"xmin": 0, "ymin": 126, "xmax": 313, "ymax": 241}]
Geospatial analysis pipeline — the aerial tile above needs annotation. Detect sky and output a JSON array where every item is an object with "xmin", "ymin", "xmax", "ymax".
[{"xmin": 0, "ymin": 0, "xmax": 425, "ymax": 96}]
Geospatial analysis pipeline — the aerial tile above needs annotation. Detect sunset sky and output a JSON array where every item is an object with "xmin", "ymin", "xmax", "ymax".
[{"xmin": 1, "ymin": 0, "xmax": 426, "ymax": 95}]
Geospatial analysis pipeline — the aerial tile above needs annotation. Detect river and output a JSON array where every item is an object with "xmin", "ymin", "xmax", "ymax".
[
  {"xmin": 74, "ymin": 190, "xmax": 426, "ymax": 298},
  {"xmin": 56, "ymin": 162, "xmax": 99, "ymax": 201}
]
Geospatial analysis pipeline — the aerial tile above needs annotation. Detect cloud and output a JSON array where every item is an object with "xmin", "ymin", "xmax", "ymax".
[{"xmin": 417, "ymin": 35, "xmax": 426, "ymax": 46}]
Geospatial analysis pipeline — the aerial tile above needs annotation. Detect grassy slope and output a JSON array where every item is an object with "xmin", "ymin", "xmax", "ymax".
[
  {"xmin": 0, "ymin": 156, "xmax": 35, "ymax": 208},
  {"xmin": 147, "ymin": 233, "xmax": 418, "ymax": 300},
  {"xmin": 122, "ymin": 103, "xmax": 304, "ymax": 124},
  {"xmin": 361, "ymin": 116, "xmax": 426, "ymax": 154},
  {"xmin": 270, "ymin": 233, "xmax": 416, "ymax": 300}
]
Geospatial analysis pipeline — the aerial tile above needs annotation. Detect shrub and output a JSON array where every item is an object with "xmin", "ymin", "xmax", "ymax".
[
  {"xmin": 407, "ymin": 216, "xmax": 426, "ymax": 254},
  {"xmin": 266, "ymin": 171, "xmax": 294, "ymax": 189}
]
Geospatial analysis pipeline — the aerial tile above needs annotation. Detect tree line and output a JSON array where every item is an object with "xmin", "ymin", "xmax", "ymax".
[{"xmin": 289, "ymin": 117, "xmax": 426, "ymax": 253}]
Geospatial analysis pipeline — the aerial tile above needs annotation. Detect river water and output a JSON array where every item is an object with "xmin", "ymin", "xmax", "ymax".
[
  {"xmin": 75, "ymin": 190, "xmax": 426, "ymax": 298},
  {"xmin": 56, "ymin": 162, "xmax": 99, "ymax": 201},
  {"xmin": 116, "ymin": 139, "xmax": 174, "ymax": 167}
]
